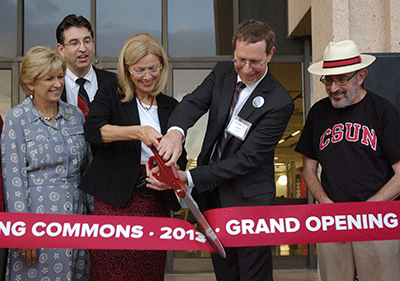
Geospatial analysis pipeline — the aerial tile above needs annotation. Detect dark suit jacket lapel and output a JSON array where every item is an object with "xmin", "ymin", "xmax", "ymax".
[
  {"xmin": 94, "ymin": 66, "xmax": 107, "ymax": 83},
  {"xmin": 61, "ymin": 87, "xmax": 67, "ymax": 103},
  {"xmin": 240, "ymin": 72, "xmax": 273, "ymax": 118},
  {"xmin": 215, "ymin": 71, "xmax": 237, "ymax": 135},
  {"xmin": 121, "ymin": 96, "xmax": 141, "ymax": 157},
  {"xmin": 156, "ymin": 94, "xmax": 169, "ymax": 135},
  {"xmin": 226, "ymin": 71, "xmax": 273, "ymax": 142}
]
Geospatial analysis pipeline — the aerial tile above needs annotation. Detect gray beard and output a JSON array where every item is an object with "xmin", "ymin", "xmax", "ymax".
[{"xmin": 328, "ymin": 80, "xmax": 358, "ymax": 109}]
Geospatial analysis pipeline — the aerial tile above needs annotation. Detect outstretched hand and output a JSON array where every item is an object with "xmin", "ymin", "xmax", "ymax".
[
  {"xmin": 138, "ymin": 125, "xmax": 163, "ymax": 148},
  {"xmin": 145, "ymin": 160, "xmax": 173, "ymax": 191},
  {"xmin": 145, "ymin": 160, "xmax": 187, "ymax": 191},
  {"xmin": 157, "ymin": 130, "xmax": 183, "ymax": 166}
]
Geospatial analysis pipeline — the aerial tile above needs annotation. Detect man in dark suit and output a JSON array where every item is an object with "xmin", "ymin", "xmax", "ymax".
[
  {"xmin": 56, "ymin": 14, "xmax": 116, "ymax": 118},
  {"xmin": 155, "ymin": 19, "xmax": 294, "ymax": 281}
]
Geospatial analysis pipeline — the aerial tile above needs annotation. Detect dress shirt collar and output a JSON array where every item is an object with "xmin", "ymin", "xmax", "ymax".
[{"xmin": 65, "ymin": 65, "xmax": 95, "ymax": 88}]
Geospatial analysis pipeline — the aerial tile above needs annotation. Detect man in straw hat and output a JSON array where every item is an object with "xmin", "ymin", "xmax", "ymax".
[{"xmin": 295, "ymin": 40, "xmax": 400, "ymax": 280}]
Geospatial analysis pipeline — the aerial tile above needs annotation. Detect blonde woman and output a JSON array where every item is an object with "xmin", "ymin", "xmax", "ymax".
[
  {"xmin": 79, "ymin": 33, "xmax": 187, "ymax": 280},
  {"xmin": 1, "ymin": 46, "xmax": 91, "ymax": 280}
]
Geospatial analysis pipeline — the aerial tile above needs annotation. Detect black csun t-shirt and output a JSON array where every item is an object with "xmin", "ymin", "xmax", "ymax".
[{"xmin": 295, "ymin": 91, "xmax": 400, "ymax": 202}]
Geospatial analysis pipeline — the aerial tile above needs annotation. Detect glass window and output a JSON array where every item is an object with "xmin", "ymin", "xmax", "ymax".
[
  {"xmin": 97, "ymin": 1, "xmax": 162, "ymax": 56},
  {"xmin": 173, "ymin": 69, "xmax": 212, "ymax": 167},
  {"xmin": 168, "ymin": 0, "xmax": 216, "ymax": 56},
  {"xmin": 24, "ymin": 1, "xmax": 89, "ymax": 54},
  {"xmin": 0, "ymin": 0, "xmax": 17, "ymax": 56},
  {"xmin": 172, "ymin": 68, "xmax": 213, "ymax": 264}
]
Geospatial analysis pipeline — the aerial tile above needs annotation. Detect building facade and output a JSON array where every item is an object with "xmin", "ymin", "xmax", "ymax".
[{"xmin": 2, "ymin": 0, "xmax": 396, "ymax": 272}]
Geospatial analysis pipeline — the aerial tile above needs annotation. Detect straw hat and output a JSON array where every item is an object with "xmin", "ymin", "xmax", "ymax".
[{"xmin": 308, "ymin": 40, "xmax": 375, "ymax": 76}]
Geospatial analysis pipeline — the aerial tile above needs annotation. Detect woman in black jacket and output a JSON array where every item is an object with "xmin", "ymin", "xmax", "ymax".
[{"xmin": 79, "ymin": 33, "xmax": 187, "ymax": 281}]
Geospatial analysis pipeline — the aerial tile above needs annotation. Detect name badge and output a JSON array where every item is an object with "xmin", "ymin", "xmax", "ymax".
[{"xmin": 226, "ymin": 116, "xmax": 252, "ymax": 141}]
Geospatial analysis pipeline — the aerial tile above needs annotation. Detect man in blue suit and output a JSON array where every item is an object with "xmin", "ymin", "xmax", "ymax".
[{"xmin": 155, "ymin": 19, "xmax": 294, "ymax": 281}]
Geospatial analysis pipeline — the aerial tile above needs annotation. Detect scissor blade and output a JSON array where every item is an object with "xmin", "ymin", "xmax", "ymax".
[{"xmin": 183, "ymin": 193, "xmax": 226, "ymax": 258}]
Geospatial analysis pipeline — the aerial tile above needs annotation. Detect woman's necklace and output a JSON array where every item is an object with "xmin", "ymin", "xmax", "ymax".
[
  {"xmin": 31, "ymin": 98, "xmax": 58, "ymax": 121},
  {"xmin": 136, "ymin": 94, "xmax": 154, "ymax": 110},
  {"xmin": 42, "ymin": 113, "xmax": 56, "ymax": 121},
  {"xmin": 39, "ymin": 106, "xmax": 58, "ymax": 121}
]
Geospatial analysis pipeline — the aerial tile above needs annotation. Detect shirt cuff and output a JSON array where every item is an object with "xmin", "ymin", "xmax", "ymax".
[
  {"xmin": 168, "ymin": 126, "xmax": 185, "ymax": 143},
  {"xmin": 185, "ymin": 170, "xmax": 194, "ymax": 194}
]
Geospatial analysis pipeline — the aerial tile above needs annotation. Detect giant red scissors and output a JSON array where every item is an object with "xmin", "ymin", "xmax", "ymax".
[{"xmin": 149, "ymin": 146, "xmax": 226, "ymax": 258}]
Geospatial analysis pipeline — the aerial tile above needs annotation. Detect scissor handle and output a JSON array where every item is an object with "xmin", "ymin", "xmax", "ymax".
[
  {"xmin": 148, "ymin": 148, "xmax": 187, "ymax": 198},
  {"xmin": 169, "ymin": 165, "xmax": 187, "ymax": 198},
  {"xmin": 147, "ymin": 156, "xmax": 158, "ymax": 174}
]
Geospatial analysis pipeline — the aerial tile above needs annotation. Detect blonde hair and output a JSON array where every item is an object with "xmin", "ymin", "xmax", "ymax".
[
  {"xmin": 117, "ymin": 33, "xmax": 168, "ymax": 103},
  {"xmin": 20, "ymin": 46, "xmax": 66, "ymax": 95}
]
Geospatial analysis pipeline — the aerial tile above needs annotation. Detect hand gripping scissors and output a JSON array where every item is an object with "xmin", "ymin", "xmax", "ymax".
[{"xmin": 149, "ymin": 146, "xmax": 226, "ymax": 258}]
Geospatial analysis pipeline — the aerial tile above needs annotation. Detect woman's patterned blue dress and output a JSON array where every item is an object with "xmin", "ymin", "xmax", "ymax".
[{"xmin": 1, "ymin": 97, "xmax": 93, "ymax": 281}]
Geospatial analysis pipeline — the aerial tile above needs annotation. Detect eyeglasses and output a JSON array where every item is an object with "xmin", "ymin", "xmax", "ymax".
[
  {"xmin": 232, "ymin": 59, "xmax": 265, "ymax": 69},
  {"xmin": 64, "ymin": 38, "xmax": 94, "ymax": 48},
  {"xmin": 130, "ymin": 65, "xmax": 162, "ymax": 77},
  {"xmin": 320, "ymin": 71, "xmax": 359, "ymax": 86}
]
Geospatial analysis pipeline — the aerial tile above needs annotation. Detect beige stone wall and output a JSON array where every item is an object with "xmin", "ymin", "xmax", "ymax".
[
  {"xmin": 287, "ymin": 0, "xmax": 311, "ymax": 35},
  {"xmin": 387, "ymin": 0, "xmax": 400, "ymax": 52}
]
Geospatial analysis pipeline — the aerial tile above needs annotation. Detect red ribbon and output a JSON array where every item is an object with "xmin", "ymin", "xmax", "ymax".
[
  {"xmin": 1, "ymin": 201, "xmax": 399, "ymax": 251},
  {"xmin": 205, "ymin": 201, "xmax": 400, "ymax": 247},
  {"xmin": 0, "ymin": 213, "xmax": 214, "ymax": 252}
]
